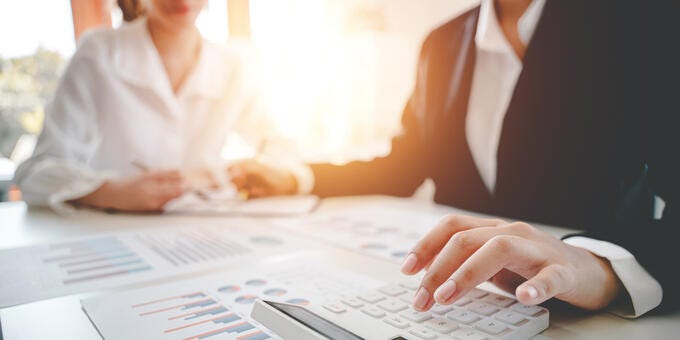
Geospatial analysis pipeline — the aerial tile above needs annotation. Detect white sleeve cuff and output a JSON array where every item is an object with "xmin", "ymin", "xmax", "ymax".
[
  {"xmin": 563, "ymin": 236, "xmax": 663, "ymax": 318},
  {"xmin": 48, "ymin": 176, "xmax": 108, "ymax": 214},
  {"xmin": 18, "ymin": 158, "xmax": 116, "ymax": 214}
]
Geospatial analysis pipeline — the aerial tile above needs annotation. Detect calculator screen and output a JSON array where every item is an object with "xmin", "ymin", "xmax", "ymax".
[{"xmin": 264, "ymin": 300, "xmax": 364, "ymax": 340}]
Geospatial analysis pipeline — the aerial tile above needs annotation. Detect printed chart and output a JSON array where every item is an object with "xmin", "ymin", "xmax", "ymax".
[
  {"xmin": 0, "ymin": 221, "xmax": 297, "ymax": 307},
  {"xmin": 82, "ymin": 262, "xmax": 383, "ymax": 340},
  {"xmin": 43, "ymin": 236, "xmax": 151, "ymax": 286},
  {"xmin": 272, "ymin": 203, "xmax": 443, "ymax": 263}
]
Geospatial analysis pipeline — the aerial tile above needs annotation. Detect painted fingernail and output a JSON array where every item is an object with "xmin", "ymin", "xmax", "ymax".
[
  {"xmin": 400, "ymin": 253, "xmax": 418, "ymax": 274},
  {"xmin": 526, "ymin": 285, "xmax": 539, "ymax": 299},
  {"xmin": 434, "ymin": 279, "xmax": 457, "ymax": 303},
  {"xmin": 413, "ymin": 286, "xmax": 431, "ymax": 311}
]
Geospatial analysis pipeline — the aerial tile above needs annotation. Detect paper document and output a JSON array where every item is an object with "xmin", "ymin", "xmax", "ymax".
[
  {"xmin": 0, "ymin": 220, "xmax": 301, "ymax": 307},
  {"xmin": 271, "ymin": 202, "xmax": 442, "ymax": 263},
  {"xmin": 164, "ymin": 190, "xmax": 319, "ymax": 217},
  {"xmin": 82, "ymin": 261, "xmax": 383, "ymax": 340}
]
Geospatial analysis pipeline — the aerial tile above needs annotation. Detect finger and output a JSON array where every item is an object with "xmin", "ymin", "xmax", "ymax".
[
  {"xmin": 150, "ymin": 170, "xmax": 183, "ymax": 181},
  {"xmin": 401, "ymin": 215, "xmax": 505, "ymax": 275},
  {"xmin": 516, "ymin": 264, "xmax": 575, "ymax": 305},
  {"xmin": 230, "ymin": 173, "xmax": 248, "ymax": 190},
  {"xmin": 412, "ymin": 227, "xmax": 511, "ymax": 311},
  {"xmin": 433, "ymin": 236, "xmax": 542, "ymax": 306},
  {"xmin": 158, "ymin": 182, "xmax": 184, "ymax": 201},
  {"xmin": 247, "ymin": 186, "xmax": 271, "ymax": 198}
]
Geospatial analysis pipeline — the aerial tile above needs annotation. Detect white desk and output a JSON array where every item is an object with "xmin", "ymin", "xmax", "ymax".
[{"xmin": 1, "ymin": 196, "xmax": 678, "ymax": 340}]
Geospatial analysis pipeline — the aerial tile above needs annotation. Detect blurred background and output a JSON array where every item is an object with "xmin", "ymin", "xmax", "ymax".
[{"xmin": 0, "ymin": 0, "xmax": 477, "ymax": 201}]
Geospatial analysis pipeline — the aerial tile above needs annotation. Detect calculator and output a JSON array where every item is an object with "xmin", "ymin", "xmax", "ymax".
[{"xmin": 251, "ymin": 278, "xmax": 549, "ymax": 340}]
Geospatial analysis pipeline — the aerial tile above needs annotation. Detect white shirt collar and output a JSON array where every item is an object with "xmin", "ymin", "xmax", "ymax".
[
  {"xmin": 112, "ymin": 17, "xmax": 227, "ymax": 101},
  {"xmin": 475, "ymin": 0, "xmax": 546, "ymax": 53}
]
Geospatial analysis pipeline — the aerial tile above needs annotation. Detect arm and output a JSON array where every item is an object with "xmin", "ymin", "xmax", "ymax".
[
  {"xmin": 14, "ymin": 42, "xmax": 108, "ymax": 211},
  {"xmin": 14, "ymin": 35, "xmax": 184, "ymax": 212},
  {"xmin": 567, "ymin": 2, "xmax": 680, "ymax": 313},
  {"xmin": 230, "ymin": 37, "xmax": 433, "ymax": 198},
  {"xmin": 310, "ymin": 95, "xmax": 428, "ymax": 198}
]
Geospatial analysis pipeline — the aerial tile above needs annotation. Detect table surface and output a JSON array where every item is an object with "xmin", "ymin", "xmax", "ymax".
[{"xmin": 1, "ymin": 196, "xmax": 678, "ymax": 340}]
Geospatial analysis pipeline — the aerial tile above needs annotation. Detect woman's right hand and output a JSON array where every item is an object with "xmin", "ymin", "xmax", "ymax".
[
  {"xmin": 228, "ymin": 160, "xmax": 298, "ymax": 198},
  {"xmin": 72, "ymin": 170, "xmax": 184, "ymax": 212}
]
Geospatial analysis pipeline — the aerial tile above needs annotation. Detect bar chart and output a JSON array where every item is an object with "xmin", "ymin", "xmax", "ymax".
[
  {"xmin": 130, "ymin": 291, "xmax": 271, "ymax": 340},
  {"xmin": 42, "ymin": 236, "xmax": 152, "ymax": 285},
  {"xmin": 82, "ymin": 261, "xmax": 383, "ymax": 340},
  {"xmin": 135, "ymin": 228, "xmax": 252, "ymax": 267},
  {"xmin": 0, "ymin": 221, "xmax": 297, "ymax": 307}
]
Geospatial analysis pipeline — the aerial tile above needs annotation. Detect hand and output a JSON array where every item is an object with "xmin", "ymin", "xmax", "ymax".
[
  {"xmin": 183, "ymin": 167, "xmax": 219, "ymax": 191},
  {"xmin": 228, "ymin": 160, "xmax": 297, "ymax": 198},
  {"xmin": 401, "ymin": 215, "xmax": 623, "ymax": 312},
  {"xmin": 72, "ymin": 170, "xmax": 185, "ymax": 212}
]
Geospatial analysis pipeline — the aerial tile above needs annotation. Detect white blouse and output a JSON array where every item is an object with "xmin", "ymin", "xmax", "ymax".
[{"xmin": 15, "ymin": 18, "xmax": 258, "ymax": 211}]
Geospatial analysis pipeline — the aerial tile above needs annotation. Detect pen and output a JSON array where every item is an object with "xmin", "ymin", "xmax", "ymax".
[
  {"xmin": 131, "ymin": 159, "xmax": 150, "ymax": 172},
  {"xmin": 130, "ymin": 159, "xmax": 208, "ymax": 201}
]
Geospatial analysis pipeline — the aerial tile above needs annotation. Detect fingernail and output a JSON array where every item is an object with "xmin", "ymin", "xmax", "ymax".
[
  {"xmin": 413, "ymin": 286, "xmax": 431, "ymax": 311},
  {"xmin": 526, "ymin": 285, "xmax": 539, "ymax": 299},
  {"xmin": 434, "ymin": 280, "xmax": 457, "ymax": 303},
  {"xmin": 400, "ymin": 253, "xmax": 418, "ymax": 274}
]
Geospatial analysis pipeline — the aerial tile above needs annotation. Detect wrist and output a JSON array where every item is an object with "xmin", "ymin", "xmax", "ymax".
[
  {"xmin": 592, "ymin": 253, "xmax": 625, "ymax": 309},
  {"xmin": 71, "ymin": 180, "xmax": 119, "ymax": 210}
]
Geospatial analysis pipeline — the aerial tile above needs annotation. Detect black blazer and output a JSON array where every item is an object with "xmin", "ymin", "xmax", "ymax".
[{"xmin": 311, "ymin": 1, "xmax": 680, "ymax": 311}]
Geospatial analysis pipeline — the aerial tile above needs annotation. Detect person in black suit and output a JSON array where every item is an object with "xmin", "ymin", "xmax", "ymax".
[{"xmin": 230, "ymin": 0, "xmax": 679, "ymax": 316}]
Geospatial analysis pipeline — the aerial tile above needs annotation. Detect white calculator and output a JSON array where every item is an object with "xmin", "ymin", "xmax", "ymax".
[{"xmin": 251, "ymin": 278, "xmax": 549, "ymax": 340}]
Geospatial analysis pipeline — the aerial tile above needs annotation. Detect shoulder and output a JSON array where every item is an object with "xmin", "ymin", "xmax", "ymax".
[
  {"xmin": 71, "ymin": 26, "xmax": 118, "ymax": 62},
  {"xmin": 420, "ymin": 6, "xmax": 480, "ymax": 56}
]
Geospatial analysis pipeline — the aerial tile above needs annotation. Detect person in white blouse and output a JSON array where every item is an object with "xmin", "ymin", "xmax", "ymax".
[
  {"xmin": 230, "ymin": 0, "xmax": 678, "ymax": 317},
  {"xmin": 15, "ymin": 0, "xmax": 262, "ymax": 212}
]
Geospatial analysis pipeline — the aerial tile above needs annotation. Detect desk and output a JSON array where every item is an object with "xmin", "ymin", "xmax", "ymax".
[{"xmin": 1, "ymin": 196, "xmax": 678, "ymax": 340}]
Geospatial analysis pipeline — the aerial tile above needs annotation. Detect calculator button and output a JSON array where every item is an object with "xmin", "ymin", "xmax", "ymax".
[
  {"xmin": 377, "ymin": 300, "xmax": 408, "ymax": 313},
  {"xmin": 379, "ymin": 285, "xmax": 408, "ymax": 297},
  {"xmin": 466, "ymin": 289, "xmax": 489, "ymax": 299},
  {"xmin": 383, "ymin": 316, "xmax": 410, "ymax": 329},
  {"xmin": 494, "ymin": 310, "xmax": 527, "ymax": 325},
  {"xmin": 408, "ymin": 327, "xmax": 438, "ymax": 339},
  {"xmin": 453, "ymin": 297, "xmax": 472, "ymax": 307},
  {"xmin": 510, "ymin": 303, "xmax": 545, "ymax": 316},
  {"xmin": 445, "ymin": 309, "xmax": 480, "ymax": 324},
  {"xmin": 399, "ymin": 294, "xmax": 414, "ymax": 305},
  {"xmin": 429, "ymin": 304, "xmax": 454, "ymax": 315},
  {"xmin": 451, "ymin": 329, "xmax": 489, "ymax": 340},
  {"xmin": 341, "ymin": 298, "xmax": 364, "ymax": 308},
  {"xmin": 398, "ymin": 279, "xmax": 420, "ymax": 290},
  {"xmin": 475, "ymin": 318, "xmax": 509, "ymax": 335},
  {"xmin": 361, "ymin": 306, "xmax": 386, "ymax": 318},
  {"xmin": 399, "ymin": 309, "xmax": 433, "ymax": 323},
  {"xmin": 467, "ymin": 302, "xmax": 499, "ymax": 316},
  {"xmin": 322, "ymin": 303, "xmax": 346, "ymax": 313},
  {"xmin": 357, "ymin": 291, "xmax": 386, "ymax": 303},
  {"xmin": 482, "ymin": 294, "xmax": 516, "ymax": 308},
  {"xmin": 424, "ymin": 317, "xmax": 459, "ymax": 333}
]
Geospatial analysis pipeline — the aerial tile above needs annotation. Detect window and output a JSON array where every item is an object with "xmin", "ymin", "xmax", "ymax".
[
  {"xmin": 0, "ymin": 0, "xmax": 74, "ymax": 161},
  {"xmin": 249, "ymin": 0, "xmax": 474, "ymax": 163}
]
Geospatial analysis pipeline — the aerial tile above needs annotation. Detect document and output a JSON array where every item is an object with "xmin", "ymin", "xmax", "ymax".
[
  {"xmin": 81, "ymin": 260, "xmax": 383, "ymax": 340},
  {"xmin": 164, "ymin": 189, "xmax": 319, "ymax": 217},
  {"xmin": 0, "ymin": 220, "xmax": 302, "ymax": 307},
  {"xmin": 270, "ymin": 201, "xmax": 444, "ymax": 263}
]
